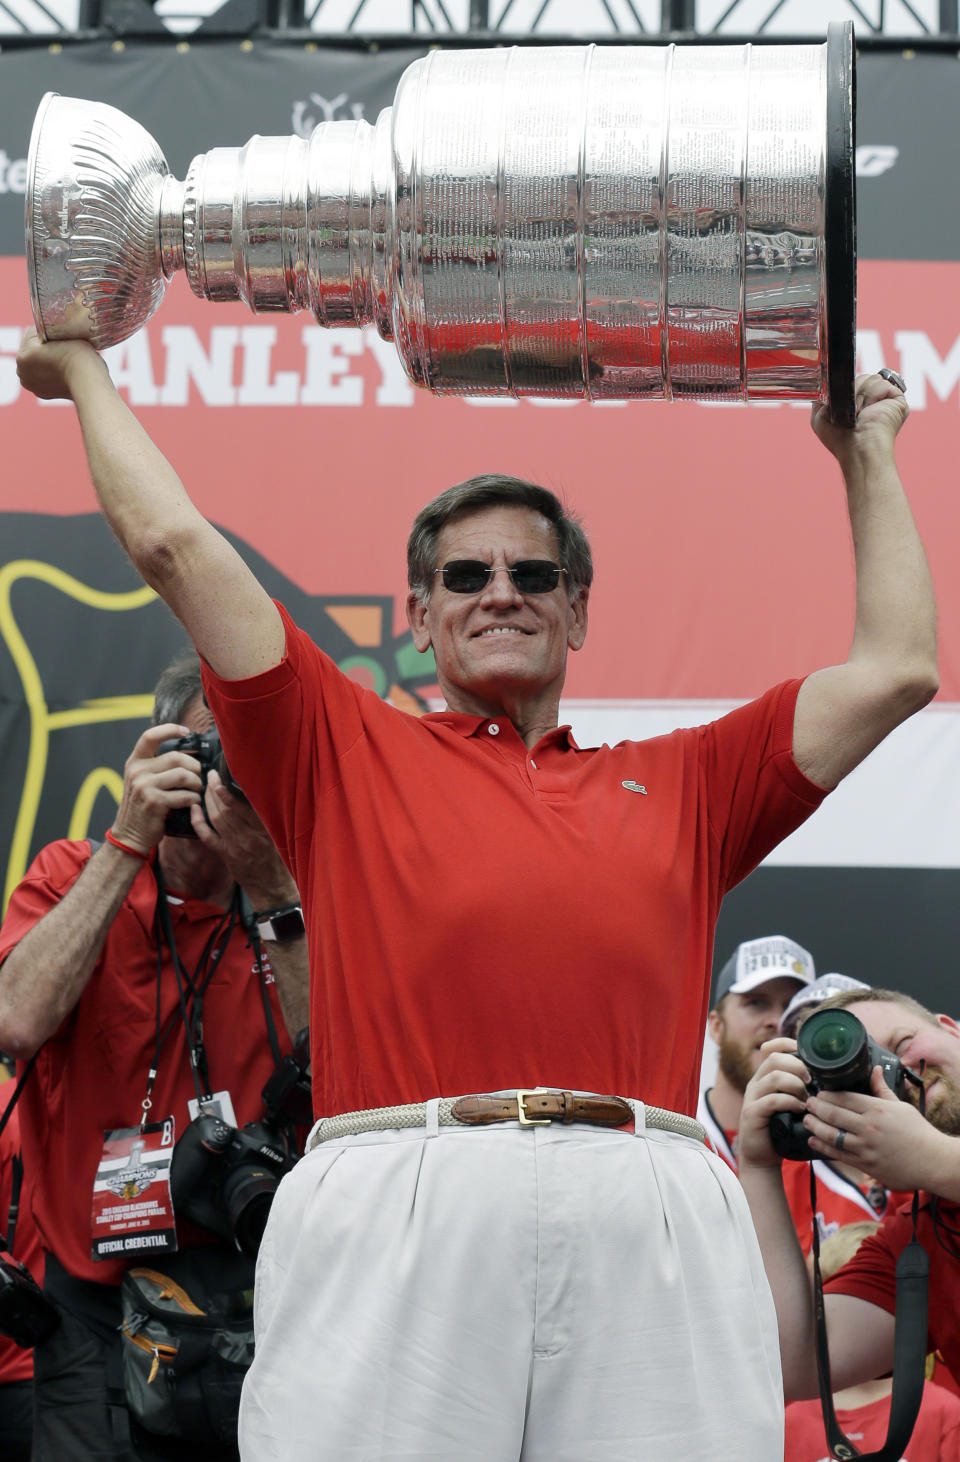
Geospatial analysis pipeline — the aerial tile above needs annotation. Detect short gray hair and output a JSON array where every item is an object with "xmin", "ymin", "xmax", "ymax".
[
  {"xmin": 407, "ymin": 474, "xmax": 593, "ymax": 603},
  {"xmin": 151, "ymin": 649, "xmax": 204, "ymax": 727}
]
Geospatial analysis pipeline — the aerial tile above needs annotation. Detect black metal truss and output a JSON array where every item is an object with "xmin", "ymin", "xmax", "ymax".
[{"xmin": 1, "ymin": 0, "xmax": 956, "ymax": 47}]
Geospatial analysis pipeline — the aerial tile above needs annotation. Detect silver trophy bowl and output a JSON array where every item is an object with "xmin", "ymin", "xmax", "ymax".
[{"xmin": 25, "ymin": 26, "xmax": 856, "ymax": 420}]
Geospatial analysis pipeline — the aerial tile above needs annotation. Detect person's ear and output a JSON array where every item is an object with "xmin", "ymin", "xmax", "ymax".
[
  {"xmin": 406, "ymin": 591, "xmax": 432, "ymax": 654},
  {"xmin": 567, "ymin": 586, "xmax": 589, "ymax": 652}
]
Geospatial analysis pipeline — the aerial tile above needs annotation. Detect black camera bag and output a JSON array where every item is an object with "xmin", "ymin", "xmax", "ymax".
[{"xmin": 119, "ymin": 1246, "xmax": 255, "ymax": 1442}]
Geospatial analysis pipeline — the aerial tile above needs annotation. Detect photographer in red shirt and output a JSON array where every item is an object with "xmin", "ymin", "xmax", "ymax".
[
  {"xmin": 0, "ymin": 1063, "xmax": 45, "ymax": 1462},
  {"xmin": 0, "ymin": 653, "xmax": 309, "ymax": 1462}
]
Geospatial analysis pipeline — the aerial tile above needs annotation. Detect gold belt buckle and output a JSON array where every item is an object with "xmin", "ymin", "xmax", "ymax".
[{"xmin": 516, "ymin": 1090, "xmax": 550, "ymax": 1126}]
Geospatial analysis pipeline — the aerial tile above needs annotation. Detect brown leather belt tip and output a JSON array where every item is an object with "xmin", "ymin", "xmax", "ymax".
[{"xmin": 451, "ymin": 1090, "xmax": 634, "ymax": 1128}]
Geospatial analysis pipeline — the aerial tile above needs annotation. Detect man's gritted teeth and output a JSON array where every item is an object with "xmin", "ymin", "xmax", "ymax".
[{"xmin": 473, "ymin": 625, "xmax": 533, "ymax": 637}]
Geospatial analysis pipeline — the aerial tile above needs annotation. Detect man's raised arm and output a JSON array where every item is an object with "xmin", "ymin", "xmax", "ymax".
[
  {"xmin": 16, "ymin": 330, "xmax": 284, "ymax": 680},
  {"xmin": 793, "ymin": 371, "xmax": 938, "ymax": 791}
]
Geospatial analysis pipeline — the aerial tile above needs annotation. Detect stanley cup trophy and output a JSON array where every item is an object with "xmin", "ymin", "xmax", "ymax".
[{"xmin": 25, "ymin": 23, "xmax": 856, "ymax": 422}]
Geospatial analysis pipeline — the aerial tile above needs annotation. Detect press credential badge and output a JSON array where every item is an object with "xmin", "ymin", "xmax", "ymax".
[{"xmin": 91, "ymin": 1120, "xmax": 177, "ymax": 1260}]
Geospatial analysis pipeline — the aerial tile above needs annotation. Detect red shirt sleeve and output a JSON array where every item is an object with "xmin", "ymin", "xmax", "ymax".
[
  {"xmin": 697, "ymin": 678, "xmax": 828, "ymax": 892},
  {"xmin": 0, "ymin": 841, "xmax": 90, "ymax": 969},
  {"xmin": 201, "ymin": 600, "xmax": 412, "ymax": 872},
  {"xmin": 823, "ymin": 1212, "xmax": 908, "ymax": 1316}
]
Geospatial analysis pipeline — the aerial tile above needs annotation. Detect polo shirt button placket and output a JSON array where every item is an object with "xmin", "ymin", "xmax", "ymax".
[{"xmin": 488, "ymin": 723, "xmax": 500, "ymax": 736}]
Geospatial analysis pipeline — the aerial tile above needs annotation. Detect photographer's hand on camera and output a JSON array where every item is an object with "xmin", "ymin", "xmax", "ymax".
[
  {"xmin": 737, "ymin": 1038, "xmax": 811, "ymax": 1170},
  {"xmin": 110, "ymin": 722, "xmax": 205, "ymax": 858},
  {"xmin": 0, "ymin": 722, "xmax": 203, "ymax": 1058},
  {"xmin": 803, "ymin": 1063, "xmax": 958, "ymax": 1197}
]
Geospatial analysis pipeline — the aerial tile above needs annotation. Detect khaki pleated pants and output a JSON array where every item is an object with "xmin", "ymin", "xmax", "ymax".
[{"xmin": 240, "ymin": 1100, "xmax": 783, "ymax": 1462}]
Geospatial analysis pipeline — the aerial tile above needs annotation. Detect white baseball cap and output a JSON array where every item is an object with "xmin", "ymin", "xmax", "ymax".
[
  {"xmin": 778, "ymin": 972, "xmax": 872, "ymax": 1037},
  {"xmin": 714, "ymin": 935, "xmax": 816, "ymax": 1006}
]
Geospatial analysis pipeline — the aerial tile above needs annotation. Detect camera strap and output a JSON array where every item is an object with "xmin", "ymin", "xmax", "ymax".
[
  {"xmin": 152, "ymin": 861, "xmax": 242, "ymax": 1111},
  {"xmin": 0, "ymin": 1051, "xmax": 38, "ymax": 1255},
  {"xmin": 811, "ymin": 1170, "xmax": 929, "ymax": 1461},
  {"xmin": 0, "ymin": 1051, "xmax": 37, "ymax": 1147},
  {"xmin": 4, "ymin": 1154, "xmax": 23, "ymax": 1253}
]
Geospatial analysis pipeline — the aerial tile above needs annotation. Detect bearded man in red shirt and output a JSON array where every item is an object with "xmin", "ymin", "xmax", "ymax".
[{"xmin": 740, "ymin": 989, "xmax": 960, "ymax": 1409}]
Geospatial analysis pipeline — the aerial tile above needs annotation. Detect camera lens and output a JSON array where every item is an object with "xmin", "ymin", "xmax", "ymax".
[
  {"xmin": 223, "ymin": 1166, "xmax": 279, "ymax": 1257},
  {"xmin": 797, "ymin": 1008, "xmax": 871, "ymax": 1089},
  {"xmin": 803, "ymin": 1011, "xmax": 859, "ymax": 1064}
]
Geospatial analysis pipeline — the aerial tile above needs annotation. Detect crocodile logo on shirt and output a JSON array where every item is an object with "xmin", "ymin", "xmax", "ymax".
[{"xmin": 621, "ymin": 780, "xmax": 647, "ymax": 795}]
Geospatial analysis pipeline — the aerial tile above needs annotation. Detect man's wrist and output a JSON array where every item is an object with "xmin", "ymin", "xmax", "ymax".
[
  {"xmin": 919, "ymin": 1130, "xmax": 960, "ymax": 1202},
  {"xmin": 838, "ymin": 436, "xmax": 898, "ymax": 481},
  {"xmin": 65, "ymin": 342, "xmax": 109, "ymax": 399},
  {"xmin": 254, "ymin": 901, "xmax": 305, "ymax": 943},
  {"xmin": 737, "ymin": 1150, "xmax": 784, "ymax": 1180},
  {"xmin": 244, "ymin": 882, "xmax": 299, "ymax": 913},
  {"xmin": 105, "ymin": 826, "xmax": 153, "ymax": 862}
]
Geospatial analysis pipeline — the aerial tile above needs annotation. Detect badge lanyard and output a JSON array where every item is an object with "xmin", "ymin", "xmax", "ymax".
[
  {"xmin": 89, "ymin": 867, "xmax": 284, "ymax": 1261},
  {"xmin": 147, "ymin": 860, "xmax": 242, "ymax": 1124},
  {"xmin": 148, "ymin": 869, "xmax": 285, "ymax": 1123},
  {"xmin": 90, "ymin": 869, "xmax": 243, "ymax": 1263}
]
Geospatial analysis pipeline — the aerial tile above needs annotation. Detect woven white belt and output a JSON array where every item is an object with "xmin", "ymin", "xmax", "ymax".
[{"xmin": 307, "ymin": 1093, "xmax": 707, "ymax": 1151}]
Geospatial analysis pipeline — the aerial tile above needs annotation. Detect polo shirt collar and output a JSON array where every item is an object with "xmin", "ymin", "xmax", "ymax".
[
  {"xmin": 158, "ymin": 882, "xmax": 237, "ymax": 922},
  {"xmin": 423, "ymin": 710, "xmax": 581, "ymax": 751}
]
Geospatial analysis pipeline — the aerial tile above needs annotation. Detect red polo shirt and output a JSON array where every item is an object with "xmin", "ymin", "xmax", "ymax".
[
  {"xmin": 0, "ymin": 843, "xmax": 292, "ymax": 1285},
  {"xmin": 203, "ymin": 603, "xmax": 827, "ymax": 1119},
  {"xmin": 785, "ymin": 1383, "xmax": 960, "ymax": 1462},
  {"xmin": 825, "ymin": 1195, "xmax": 960, "ymax": 1386}
]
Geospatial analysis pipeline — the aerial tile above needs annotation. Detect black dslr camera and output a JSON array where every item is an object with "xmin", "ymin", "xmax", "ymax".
[
  {"xmin": 155, "ymin": 729, "xmax": 244, "ymax": 838},
  {"xmin": 170, "ymin": 1112, "xmax": 296, "ymax": 1257},
  {"xmin": 261, "ymin": 1027, "xmax": 313, "ymax": 1127},
  {"xmin": 0, "ymin": 1254, "xmax": 60, "ymax": 1348},
  {"xmin": 770, "ymin": 1007, "xmax": 915, "ymax": 1162}
]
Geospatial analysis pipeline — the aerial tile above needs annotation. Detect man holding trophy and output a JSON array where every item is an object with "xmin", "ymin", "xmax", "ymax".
[
  {"xmin": 13, "ymin": 27, "xmax": 941, "ymax": 1461},
  {"xmin": 14, "ymin": 325, "xmax": 935, "ymax": 1458}
]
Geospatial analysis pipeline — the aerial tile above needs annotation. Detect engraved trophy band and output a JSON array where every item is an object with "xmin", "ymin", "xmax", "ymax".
[{"xmin": 25, "ymin": 23, "xmax": 856, "ymax": 420}]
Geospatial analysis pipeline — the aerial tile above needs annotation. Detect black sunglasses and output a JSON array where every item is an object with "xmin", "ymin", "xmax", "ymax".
[{"xmin": 435, "ymin": 560, "xmax": 564, "ymax": 595}]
